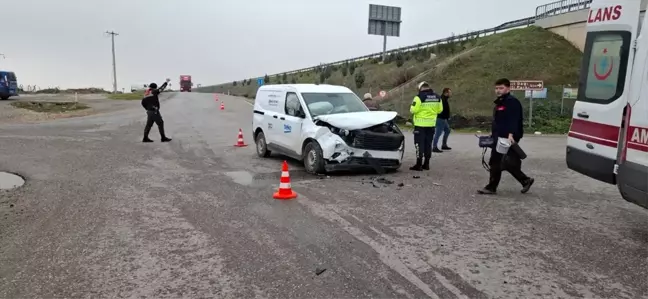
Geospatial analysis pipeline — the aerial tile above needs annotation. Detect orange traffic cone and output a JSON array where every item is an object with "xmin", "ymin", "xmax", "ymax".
[
  {"xmin": 273, "ymin": 161, "xmax": 297, "ymax": 200},
  {"xmin": 214, "ymin": 94, "xmax": 219, "ymax": 101},
  {"xmin": 234, "ymin": 128, "xmax": 247, "ymax": 147},
  {"xmin": 220, "ymin": 103, "xmax": 225, "ymax": 110}
]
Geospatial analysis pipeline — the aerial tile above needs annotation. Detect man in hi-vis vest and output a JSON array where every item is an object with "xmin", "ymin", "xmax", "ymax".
[{"xmin": 409, "ymin": 81, "xmax": 443, "ymax": 171}]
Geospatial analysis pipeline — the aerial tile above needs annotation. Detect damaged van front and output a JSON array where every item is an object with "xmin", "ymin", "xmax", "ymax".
[
  {"xmin": 251, "ymin": 84, "xmax": 404, "ymax": 174},
  {"xmin": 310, "ymin": 111, "xmax": 404, "ymax": 172}
]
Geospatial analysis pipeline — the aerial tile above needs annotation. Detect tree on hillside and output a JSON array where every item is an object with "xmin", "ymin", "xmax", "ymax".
[
  {"xmin": 291, "ymin": 77, "xmax": 297, "ymax": 84},
  {"xmin": 349, "ymin": 62, "xmax": 356, "ymax": 75},
  {"xmin": 264, "ymin": 74, "xmax": 270, "ymax": 84},
  {"xmin": 242, "ymin": 79, "xmax": 247, "ymax": 85},
  {"xmin": 354, "ymin": 71, "xmax": 365, "ymax": 89},
  {"xmin": 233, "ymin": 81, "xmax": 237, "ymax": 86},
  {"xmin": 395, "ymin": 52, "xmax": 405, "ymax": 67},
  {"xmin": 341, "ymin": 65, "xmax": 348, "ymax": 76},
  {"xmin": 282, "ymin": 73, "xmax": 287, "ymax": 82}
]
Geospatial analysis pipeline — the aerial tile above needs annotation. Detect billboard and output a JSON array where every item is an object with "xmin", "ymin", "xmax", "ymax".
[{"xmin": 368, "ymin": 4, "xmax": 402, "ymax": 37}]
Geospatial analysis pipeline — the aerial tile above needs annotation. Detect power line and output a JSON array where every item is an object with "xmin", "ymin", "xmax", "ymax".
[{"xmin": 105, "ymin": 31, "xmax": 119, "ymax": 93}]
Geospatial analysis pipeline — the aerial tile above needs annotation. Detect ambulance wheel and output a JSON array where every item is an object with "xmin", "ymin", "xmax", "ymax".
[
  {"xmin": 255, "ymin": 131, "xmax": 271, "ymax": 158},
  {"xmin": 303, "ymin": 141, "xmax": 325, "ymax": 174}
]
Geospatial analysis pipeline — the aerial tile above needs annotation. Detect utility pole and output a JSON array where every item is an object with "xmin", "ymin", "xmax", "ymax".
[{"xmin": 105, "ymin": 31, "xmax": 119, "ymax": 93}]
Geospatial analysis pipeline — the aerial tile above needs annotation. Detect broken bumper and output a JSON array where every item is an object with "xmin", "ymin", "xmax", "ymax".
[{"xmin": 317, "ymin": 132, "xmax": 404, "ymax": 172}]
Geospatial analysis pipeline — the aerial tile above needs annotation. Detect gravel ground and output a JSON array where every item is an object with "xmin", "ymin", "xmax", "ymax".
[{"xmin": 0, "ymin": 92, "xmax": 646, "ymax": 299}]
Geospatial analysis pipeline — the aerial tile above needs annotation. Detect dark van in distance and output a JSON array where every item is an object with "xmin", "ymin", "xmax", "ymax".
[{"xmin": 0, "ymin": 71, "xmax": 18, "ymax": 100}]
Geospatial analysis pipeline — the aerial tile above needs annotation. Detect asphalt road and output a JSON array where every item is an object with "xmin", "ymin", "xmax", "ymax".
[{"xmin": 0, "ymin": 92, "xmax": 646, "ymax": 299}]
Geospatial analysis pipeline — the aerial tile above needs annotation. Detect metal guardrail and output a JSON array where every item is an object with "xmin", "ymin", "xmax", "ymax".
[
  {"xmin": 535, "ymin": 0, "xmax": 592, "ymax": 19},
  {"xmin": 206, "ymin": 16, "xmax": 535, "ymax": 85},
  {"xmin": 205, "ymin": 0, "xmax": 592, "ymax": 86}
]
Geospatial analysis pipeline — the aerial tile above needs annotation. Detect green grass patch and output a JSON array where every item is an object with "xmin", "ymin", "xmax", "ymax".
[
  {"xmin": 197, "ymin": 27, "xmax": 582, "ymax": 134},
  {"xmin": 11, "ymin": 101, "xmax": 89, "ymax": 113},
  {"xmin": 107, "ymin": 92, "xmax": 144, "ymax": 100}
]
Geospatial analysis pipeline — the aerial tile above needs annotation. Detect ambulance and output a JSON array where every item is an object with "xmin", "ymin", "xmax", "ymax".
[{"xmin": 566, "ymin": 0, "xmax": 648, "ymax": 209}]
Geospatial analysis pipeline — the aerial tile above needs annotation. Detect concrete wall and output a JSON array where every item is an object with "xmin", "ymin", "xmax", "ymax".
[{"xmin": 536, "ymin": 0, "xmax": 647, "ymax": 51}]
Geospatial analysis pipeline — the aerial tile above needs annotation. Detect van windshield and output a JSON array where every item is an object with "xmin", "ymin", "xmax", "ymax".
[{"xmin": 301, "ymin": 92, "xmax": 368, "ymax": 117}]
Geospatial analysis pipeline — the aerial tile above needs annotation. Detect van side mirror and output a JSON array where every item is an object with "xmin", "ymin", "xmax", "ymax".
[{"xmin": 297, "ymin": 109, "xmax": 306, "ymax": 118}]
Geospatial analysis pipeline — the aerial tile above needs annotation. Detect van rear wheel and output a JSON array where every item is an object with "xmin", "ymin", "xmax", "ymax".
[
  {"xmin": 303, "ymin": 141, "xmax": 325, "ymax": 174},
  {"xmin": 255, "ymin": 131, "xmax": 271, "ymax": 157}
]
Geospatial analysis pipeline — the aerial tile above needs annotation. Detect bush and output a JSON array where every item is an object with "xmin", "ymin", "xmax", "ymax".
[
  {"xmin": 264, "ymin": 74, "xmax": 270, "ymax": 84},
  {"xmin": 349, "ymin": 62, "xmax": 356, "ymax": 75},
  {"xmin": 282, "ymin": 73, "xmax": 287, "ymax": 82},
  {"xmin": 355, "ymin": 71, "xmax": 365, "ymax": 88},
  {"xmin": 291, "ymin": 77, "xmax": 297, "ymax": 84},
  {"xmin": 395, "ymin": 53, "xmax": 405, "ymax": 67},
  {"xmin": 341, "ymin": 66, "xmax": 348, "ymax": 77},
  {"xmin": 233, "ymin": 81, "xmax": 237, "ymax": 86},
  {"xmin": 392, "ymin": 68, "xmax": 417, "ymax": 86}
]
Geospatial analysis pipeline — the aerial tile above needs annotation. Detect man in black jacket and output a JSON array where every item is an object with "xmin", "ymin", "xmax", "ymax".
[
  {"xmin": 141, "ymin": 78, "xmax": 172, "ymax": 143},
  {"xmin": 478, "ymin": 78, "xmax": 534, "ymax": 195},
  {"xmin": 433, "ymin": 87, "xmax": 452, "ymax": 152}
]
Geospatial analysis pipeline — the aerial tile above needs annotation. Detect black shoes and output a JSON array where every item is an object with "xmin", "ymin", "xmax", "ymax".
[
  {"xmin": 433, "ymin": 147, "xmax": 443, "ymax": 153},
  {"xmin": 409, "ymin": 159, "xmax": 423, "ymax": 171},
  {"xmin": 422, "ymin": 158, "xmax": 430, "ymax": 170},
  {"xmin": 441, "ymin": 145, "xmax": 452, "ymax": 150},
  {"xmin": 521, "ymin": 178, "xmax": 534, "ymax": 194},
  {"xmin": 477, "ymin": 178, "xmax": 534, "ymax": 195},
  {"xmin": 477, "ymin": 187, "xmax": 496, "ymax": 195},
  {"xmin": 143, "ymin": 137, "xmax": 172, "ymax": 143}
]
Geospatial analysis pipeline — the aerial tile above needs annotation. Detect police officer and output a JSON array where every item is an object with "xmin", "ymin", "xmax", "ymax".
[
  {"xmin": 477, "ymin": 78, "xmax": 534, "ymax": 194},
  {"xmin": 409, "ymin": 81, "xmax": 443, "ymax": 171},
  {"xmin": 141, "ymin": 78, "xmax": 172, "ymax": 143}
]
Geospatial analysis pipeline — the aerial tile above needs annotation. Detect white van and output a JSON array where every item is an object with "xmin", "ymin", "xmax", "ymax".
[
  {"xmin": 252, "ymin": 84, "xmax": 405, "ymax": 173},
  {"xmin": 566, "ymin": 0, "xmax": 648, "ymax": 209}
]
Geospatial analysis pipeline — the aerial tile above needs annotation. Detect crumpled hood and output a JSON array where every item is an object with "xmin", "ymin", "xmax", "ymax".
[{"xmin": 316, "ymin": 111, "xmax": 398, "ymax": 130}]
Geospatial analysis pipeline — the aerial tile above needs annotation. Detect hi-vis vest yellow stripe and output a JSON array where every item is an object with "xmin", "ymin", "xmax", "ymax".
[{"xmin": 410, "ymin": 94, "xmax": 444, "ymax": 127}]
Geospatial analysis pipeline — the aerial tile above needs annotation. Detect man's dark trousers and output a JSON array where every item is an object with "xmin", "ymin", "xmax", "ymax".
[
  {"xmin": 485, "ymin": 147, "xmax": 530, "ymax": 191},
  {"xmin": 144, "ymin": 110, "xmax": 166, "ymax": 139},
  {"xmin": 413, "ymin": 126, "xmax": 435, "ymax": 160}
]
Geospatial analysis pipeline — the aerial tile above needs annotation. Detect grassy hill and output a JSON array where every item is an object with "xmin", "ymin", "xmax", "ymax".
[{"xmin": 198, "ymin": 26, "xmax": 583, "ymax": 133}]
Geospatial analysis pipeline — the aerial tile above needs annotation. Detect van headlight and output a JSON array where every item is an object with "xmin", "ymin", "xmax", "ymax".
[{"xmin": 398, "ymin": 141, "xmax": 404, "ymax": 150}]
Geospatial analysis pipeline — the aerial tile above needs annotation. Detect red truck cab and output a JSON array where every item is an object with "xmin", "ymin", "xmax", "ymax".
[{"xmin": 180, "ymin": 75, "xmax": 192, "ymax": 92}]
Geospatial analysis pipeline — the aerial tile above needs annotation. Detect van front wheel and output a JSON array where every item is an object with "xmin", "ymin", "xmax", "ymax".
[
  {"xmin": 255, "ymin": 131, "xmax": 271, "ymax": 158},
  {"xmin": 303, "ymin": 141, "xmax": 325, "ymax": 174}
]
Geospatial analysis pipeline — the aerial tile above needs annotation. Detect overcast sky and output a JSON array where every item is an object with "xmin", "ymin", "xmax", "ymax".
[{"xmin": 2, "ymin": 0, "xmax": 550, "ymax": 91}]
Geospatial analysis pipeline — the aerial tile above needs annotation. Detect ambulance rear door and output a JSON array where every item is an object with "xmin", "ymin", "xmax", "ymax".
[
  {"xmin": 566, "ymin": 0, "xmax": 642, "ymax": 184},
  {"xmin": 617, "ymin": 8, "xmax": 648, "ymax": 208}
]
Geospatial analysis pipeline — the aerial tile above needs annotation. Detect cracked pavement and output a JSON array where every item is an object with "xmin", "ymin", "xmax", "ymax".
[{"xmin": 0, "ymin": 92, "xmax": 646, "ymax": 298}]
